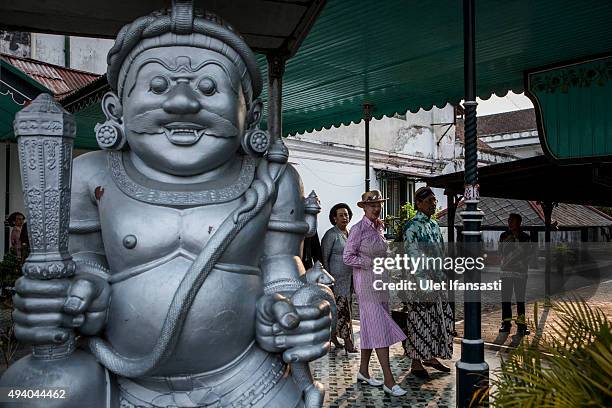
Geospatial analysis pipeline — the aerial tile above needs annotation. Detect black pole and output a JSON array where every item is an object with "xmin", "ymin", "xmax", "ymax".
[
  {"xmin": 447, "ymin": 192, "xmax": 457, "ymax": 244},
  {"xmin": 266, "ymin": 54, "xmax": 287, "ymax": 143},
  {"xmin": 456, "ymin": 0, "xmax": 488, "ymax": 406},
  {"xmin": 541, "ymin": 201, "xmax": 555, "ymax": 305},
  {"xmin": 3, "ymin": 142, "xmax": 10, "ymax": 255},
  {"xmin": 446, "ymin": 192, "xmax": 458, "ymax": 336},
  {"xmin": 363, "ymin": 103, "xmax": 372, "ymax": 191}
]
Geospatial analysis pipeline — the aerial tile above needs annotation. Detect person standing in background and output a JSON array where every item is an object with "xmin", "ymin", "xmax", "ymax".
[
  {"xmin": 7, "ymin": 212, "xmax": 25, "ymax": 259},
  {"xmin": 344, "ymin": 191, "xmax": 408, "ymax": 397},
  {"xmin": 499, "ymin": 213, "xmax": 531, "ymax": 336},
  {"xmin": 321, "ymin": 203, "xmax": 357, "ymax": 353},
  {"xmin": 403, "ymin": 187, "xmax": 453, "ymax": 379}
]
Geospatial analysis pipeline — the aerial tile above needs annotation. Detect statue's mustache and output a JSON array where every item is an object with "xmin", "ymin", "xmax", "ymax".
[{"xmin": 126, "ymin": 109, "xmax": 239, "ymax": 137}]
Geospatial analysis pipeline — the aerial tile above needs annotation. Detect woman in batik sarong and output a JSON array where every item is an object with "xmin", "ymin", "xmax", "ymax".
[{"xmin": 403, "ymin": 187, "xmax": 454, "ymax": 379}]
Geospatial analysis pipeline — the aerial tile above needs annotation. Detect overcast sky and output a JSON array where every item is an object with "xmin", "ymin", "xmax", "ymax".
[{"xmin": 475, "ymin": 91, "xmax": 534, "ymax": 117}]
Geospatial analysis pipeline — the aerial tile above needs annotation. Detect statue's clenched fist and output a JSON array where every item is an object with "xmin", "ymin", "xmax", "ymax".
[
  {"xmin": 13, "ymin": 274, "xmax": 110, "ymax": 344},
  {"xmin": 255, "ymin": 293, "xmax": 332, "ymax": 363}
]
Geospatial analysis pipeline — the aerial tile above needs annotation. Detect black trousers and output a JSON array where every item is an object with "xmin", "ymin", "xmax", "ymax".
[{"xmin": 501, "ymin": 276, "xmax": 527, "ymax": 325}]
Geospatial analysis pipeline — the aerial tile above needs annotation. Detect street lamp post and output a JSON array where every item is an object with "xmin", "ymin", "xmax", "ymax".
[
  {"xmin": 363, "ymin": 102, "xmax": 373, "ymax": 192},
  {"xmin": 456, "ymin": 0, "xmax": 489, "ymax": 406}
]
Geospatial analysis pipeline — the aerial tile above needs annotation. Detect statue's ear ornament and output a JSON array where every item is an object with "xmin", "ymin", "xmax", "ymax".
[
  {"xmin": 96, "ymin": 91, "xmax": 126, "ymax": 151},
  {"xmin": 241, "ymin": 127, "xmax": 271, "ymax": 157},
  {"xmin": 95, "ymin": 119, "xmax": 126, "ymax": 151},
  {"xmin": 241, "ymin": 97, "xmax": 270, "ymax": 157}
]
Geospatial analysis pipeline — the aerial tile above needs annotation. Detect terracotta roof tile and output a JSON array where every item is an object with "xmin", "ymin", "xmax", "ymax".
[
  {"xmin": 1, "ymin": 53, "xmax": 99, "ymax": 98},
  {"xmin": 456, "ymin": 108, "xmax": 537, "ymax": 140},
  {"xmin": 476, "ymin": 109, "xmax": 537, "ymax": 136}
]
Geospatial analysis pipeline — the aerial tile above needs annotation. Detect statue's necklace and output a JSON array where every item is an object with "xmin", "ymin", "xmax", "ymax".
[{"xmin": 108, "ymin": 151, "xmax": 257, "ymax": 206}]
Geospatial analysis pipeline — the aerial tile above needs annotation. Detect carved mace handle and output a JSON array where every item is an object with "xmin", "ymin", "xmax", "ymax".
[{"xmin": 14, "ymin": 93, "xmax": 77, "ymax": 359}]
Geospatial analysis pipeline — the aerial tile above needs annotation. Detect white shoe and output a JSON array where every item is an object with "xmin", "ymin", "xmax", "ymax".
[
  {"xmin": 383, "ymin": 384, "xmax": 408, "ymax": 396},
  {"xmin": 356, "ymin": 372, "xmax": 383, "ymax": 386}
]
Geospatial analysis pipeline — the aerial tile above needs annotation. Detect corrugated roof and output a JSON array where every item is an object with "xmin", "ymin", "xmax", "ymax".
[
  {"xmin": 438, "ymin": 197, "xmax": 542, "ymax": 228},
  {"xmin": 437, "ymin": 197, "xmax": 612, "ymax": 228},
  {"xmin": 544, "ymin": 202, "xmax": 612, "ymax": 229},
  {"xmin": 0, "ymin": 53, "xmax": 99, "ymax": 98}
]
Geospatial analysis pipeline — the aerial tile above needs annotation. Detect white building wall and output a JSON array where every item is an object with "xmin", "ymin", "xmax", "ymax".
[
  {"xmin": 294, "ymin": 105, "xmax": 457, "ymax": 163},
  {"xmin": 287, "ymin": 140, "xmax": 379, "ymax": 237},
  {"xmin": 30, "ymin": 33, "xmax": 65, "ymax": 66},
  {"xmin": 6, "ymin": 32, "xmax": 113, "ymax": 74},
  {"xmin": 480, "ymin": 130, "xmax": 542, "ymax": 159},
  {"xmin": 69, "ymin": 37, "xmax": 114, "ymax": 74},
  {"xmin": 0, "ymin": 32, "xmax": 31, "ymax": 57}
]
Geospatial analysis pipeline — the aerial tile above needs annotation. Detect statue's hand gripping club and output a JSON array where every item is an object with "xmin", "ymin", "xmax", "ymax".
[
  {"xmin": 255, "ymin": 293, "xmax": 332, "ymax": 363},
  {"xmin": 13, "ymin": 273, "xmax": 110, "ymax": 344}
]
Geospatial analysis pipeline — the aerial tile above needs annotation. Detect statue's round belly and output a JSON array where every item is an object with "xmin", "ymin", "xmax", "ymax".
[{"xmin": 104, "ymin": 256, "xmax": 262, "ymax": 376}]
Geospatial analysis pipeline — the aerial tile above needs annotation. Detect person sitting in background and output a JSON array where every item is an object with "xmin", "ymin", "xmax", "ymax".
[{"xmin": 321, "ymin": 203, "xmax": 357, "ymax": 353}]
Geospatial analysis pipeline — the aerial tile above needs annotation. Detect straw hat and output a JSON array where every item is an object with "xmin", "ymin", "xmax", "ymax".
[{"xmin": 357, "ymin": 190, "xmax": 388, "ymax": 208}]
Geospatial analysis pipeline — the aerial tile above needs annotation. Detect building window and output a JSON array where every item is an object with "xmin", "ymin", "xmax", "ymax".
[{"xmin": 377, "ymin": 171, "xmax": 415, "ymax": 237}]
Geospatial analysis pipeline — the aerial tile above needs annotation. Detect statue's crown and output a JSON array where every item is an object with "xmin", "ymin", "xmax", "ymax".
[{"xmin": 107, "ymin": 0, "xmax": 262, "ymax": 100}]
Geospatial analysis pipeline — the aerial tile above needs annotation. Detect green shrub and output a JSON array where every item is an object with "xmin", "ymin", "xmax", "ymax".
[
  {"xmin": 384, "ymin": 202, "xmax": 439, "ymax": 241},
  {"xmin": 0, "ymin": 248, "xmax": 22, "ymax": 289}
]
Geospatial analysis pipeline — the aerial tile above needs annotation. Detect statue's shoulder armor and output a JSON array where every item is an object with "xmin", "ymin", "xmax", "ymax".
[
  {"xmin": 271, "ymin": 163, "xmax": 304, "ymax": 219},
  {"xmin": 72, "ymin": 151, "xmax": 108, "ymax": 193},
  {"xmin": 71, "ymin": 151, "xmax": 109, "ymax": 220}
]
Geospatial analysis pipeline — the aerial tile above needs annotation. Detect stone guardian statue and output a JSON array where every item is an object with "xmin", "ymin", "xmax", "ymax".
[{"xmin": 2, "ymin": 2, "xmax": 335, "ymax": 407}]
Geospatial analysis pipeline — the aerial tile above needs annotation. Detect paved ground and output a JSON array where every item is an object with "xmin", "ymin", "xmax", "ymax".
[{"xmin": 314, "ymin": 325, "xmax": 503, "ymax": 408}]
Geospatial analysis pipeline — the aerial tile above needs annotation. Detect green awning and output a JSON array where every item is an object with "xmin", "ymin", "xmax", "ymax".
[
  {"xmin": 264, "ymin": 0, "xmax": 612, "ymax": 136},
  {"xmin": 528, "ymin": 55, "xmax": 612, "ymax": 161}
]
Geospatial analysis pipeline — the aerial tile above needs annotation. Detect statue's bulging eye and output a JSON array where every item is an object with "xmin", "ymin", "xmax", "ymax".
[
  {"xmin": 150, "ymin": 76, "xmax": 169, "ymax": 94},
  {"xmin": 198, "ymin": 77, "xmax": 217, "ymax": 95}
]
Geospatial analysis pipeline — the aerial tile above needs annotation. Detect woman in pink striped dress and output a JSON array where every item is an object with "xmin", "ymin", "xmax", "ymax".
[{"xmin": 343, "ymin": 191, "xmax": 408, "ymax": 397}]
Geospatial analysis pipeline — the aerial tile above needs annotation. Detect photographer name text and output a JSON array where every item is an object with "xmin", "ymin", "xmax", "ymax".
[{"xmin": 373, "ymin": 279, "xmax": 502, "ymax": 291}]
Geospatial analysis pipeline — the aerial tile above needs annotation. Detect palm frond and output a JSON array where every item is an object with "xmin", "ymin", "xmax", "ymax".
[{"xmin": 486, "ymin": 299, "xmax": 612, "ymax": 408}]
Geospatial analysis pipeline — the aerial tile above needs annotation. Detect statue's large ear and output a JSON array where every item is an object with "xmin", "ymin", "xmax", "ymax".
[
  {"xmin": 247, "ymin": 98, "xmax": 263, "ymax": 129},
  {"xmin": 101, "ymin": 92, "xmax": 123, "ymax": 123},
  {"xmin": 95, "ymin": 92, "xmax": 126, "ymax": 150},
  {"xmin": 241, "ymin": 98, "xmax": 270, "ymax": 157}
]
